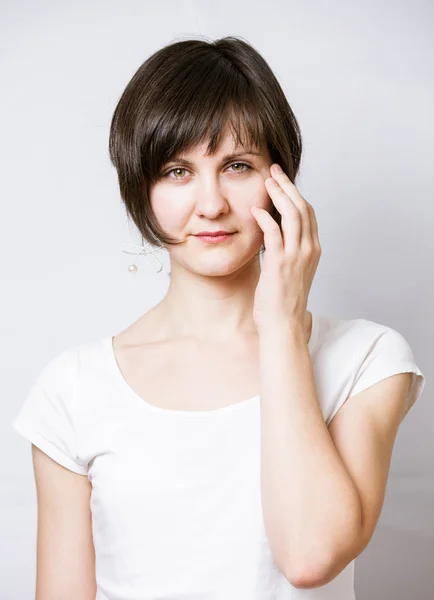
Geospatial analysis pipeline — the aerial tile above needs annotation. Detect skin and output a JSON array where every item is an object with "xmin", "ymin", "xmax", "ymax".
[
  {"xmin": 133, "ymin": 125, "xmax": 312, "ymax": 344},
  {"xmin": 31, "ymin": 122, "xmax": 415, "ymax": 595}
]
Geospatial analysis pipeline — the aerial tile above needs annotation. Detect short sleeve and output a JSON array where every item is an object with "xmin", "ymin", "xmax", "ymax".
[
  {"xmin": 348, "ymin": 327, "xmax": 426, "ymax": 419},
  {"xmin": 12, "ymin": 351, "xmax": 88, "ymax": 475}
]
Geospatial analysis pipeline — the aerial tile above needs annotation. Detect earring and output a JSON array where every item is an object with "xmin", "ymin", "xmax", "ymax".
[{"xmin": 120, "ymin": 241, "xmax": 164, "ymax": 273}]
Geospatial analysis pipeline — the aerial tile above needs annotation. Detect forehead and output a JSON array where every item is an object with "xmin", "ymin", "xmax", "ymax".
[{"xmin": 175, "ymin": 125, "xmax": 266, "ymax": 159}]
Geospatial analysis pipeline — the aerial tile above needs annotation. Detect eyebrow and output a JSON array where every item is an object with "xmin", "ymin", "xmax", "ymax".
[{"xmin": 165, "ymin": 150, "xmax": 263, "ymax": 167}]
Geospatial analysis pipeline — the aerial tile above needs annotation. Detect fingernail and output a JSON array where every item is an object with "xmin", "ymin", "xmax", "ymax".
[{"xmin": 272, "ymin": 164, "xmax": 283, "ymax": 173}]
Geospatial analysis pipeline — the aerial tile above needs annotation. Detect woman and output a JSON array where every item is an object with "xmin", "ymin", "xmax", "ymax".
[{"xmin": 13, "ymin": 36, "xmax": 425, "ymax": 599}]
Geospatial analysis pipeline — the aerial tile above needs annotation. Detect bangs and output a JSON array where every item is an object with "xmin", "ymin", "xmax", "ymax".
[
  {"xmin": 145, "ymin": 93, "xmax": 269, "ymax": 178},
  {"xmin": 108, "ymin": 36, "xmax": 303, "ymax": 248},
  {"xmin": 111, "ymin": 47, "xmax": 272, "ymax": 182}
]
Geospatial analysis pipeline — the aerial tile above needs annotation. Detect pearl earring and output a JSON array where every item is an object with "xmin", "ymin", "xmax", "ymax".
[{"xmin": 120, "ymin": 241, "xmax": 164, "ymax": 273}]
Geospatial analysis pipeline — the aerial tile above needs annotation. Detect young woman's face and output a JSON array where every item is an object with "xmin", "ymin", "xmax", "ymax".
[{"xmin": 149, "ymin": 129, "xmax": 273, "ymax": 276}]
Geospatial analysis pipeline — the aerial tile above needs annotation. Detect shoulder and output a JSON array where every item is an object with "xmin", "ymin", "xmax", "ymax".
[
  {"xmin": 34, "ymin": 335, "xmax": 107, "ymax": 389},
  {"xmin": 314, "ymin": 314, "xmax": 425, "ymax": 424},
  {"xmin": 315, "ymin": 314, "xmax": 413, "ymax": 358},
  {"xmin": 12, "ymin": 335, "xmax": 109, "ymax": 476},
  {"xmin": 342, "ymin": 317, "xmax": 424, "ymax": 417},
  {"xmin": 339, "ymin": 316, "xmax": 418, "ymax": 366},
  {"xmin": 318, "ymin": 314, "xmax": 423, "ymax": 385}
]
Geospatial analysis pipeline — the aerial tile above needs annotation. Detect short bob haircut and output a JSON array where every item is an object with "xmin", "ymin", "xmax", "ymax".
[{"xmin": 109, "ymin": 35, "xmax": 303, "ymax": 253}]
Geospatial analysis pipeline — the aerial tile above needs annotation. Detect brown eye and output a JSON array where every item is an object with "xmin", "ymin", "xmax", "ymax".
[
  {"xmin": 162, "ymin": 163, "xmax": 252, "ymax": 180},
  {"xmin": 160, "ymin": 167, "xmax": 190, "ymax": 180},
  {"xmin": 168, "ymin": 168, "xmax": 188, "ymax": 179},
  {"xmin": 228, "ymin": 162, "xmax": 251, "ymax": 173}
]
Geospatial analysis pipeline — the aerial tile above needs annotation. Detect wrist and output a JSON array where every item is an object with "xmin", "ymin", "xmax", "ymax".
[{"xmin": 257, "ymin": 319, "xmax": 305, "ymax": 342}]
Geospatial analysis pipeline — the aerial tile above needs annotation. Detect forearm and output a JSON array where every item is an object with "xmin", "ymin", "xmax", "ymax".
[{"xmin": 258, "ymin": 321, "xmax": 362, "ymax": 582}]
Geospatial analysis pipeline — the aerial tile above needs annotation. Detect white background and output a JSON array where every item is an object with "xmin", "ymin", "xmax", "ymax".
[{"xmin": 2, "ymin": 0, "xmax": 432, "ymax": 598}]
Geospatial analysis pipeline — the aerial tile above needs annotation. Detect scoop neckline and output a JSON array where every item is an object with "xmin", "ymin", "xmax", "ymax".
[{"xmin": 104, "ymin": 313, "xmax": 321, "ymax": 419}]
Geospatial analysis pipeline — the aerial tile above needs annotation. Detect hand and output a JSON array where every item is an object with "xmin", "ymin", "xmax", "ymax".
[{"xmin": 251, "ymin": 163, "xmax": 321, "ymax": 332}]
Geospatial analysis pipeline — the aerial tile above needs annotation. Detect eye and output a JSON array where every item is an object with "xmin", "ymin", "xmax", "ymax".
[
  {"xmin": 165, "ymin": 167, "xmax": 188, "ymax": 180},
  {"xmin": 227, "ymin": 162, "xmax": 252, "ymax": 173},
  {"xmin": 162, "ymin": 162, "xmax": 252, "ymax": 180}
]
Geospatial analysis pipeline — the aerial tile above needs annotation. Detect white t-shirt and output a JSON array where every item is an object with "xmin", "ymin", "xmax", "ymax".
[{"xmin": 12, "ymin": 313, "xmax": 426, "ymax": 600}]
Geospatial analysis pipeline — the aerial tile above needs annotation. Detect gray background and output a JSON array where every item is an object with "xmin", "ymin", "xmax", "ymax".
[{"xmin": 2, "ymin": 0, "xmax": 432, "ymax": 598}]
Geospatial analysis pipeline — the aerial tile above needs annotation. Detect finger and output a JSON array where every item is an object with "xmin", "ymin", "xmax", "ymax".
[
  {"xmin": 269, "ymin": 166, "xmax": 313, "ymax": 250},
  {"xmin": 264, "ymin": 177, "xmax": 301, "ymax": 254},
  {"xmin": 300, "ymin": 194, "xmax": 320, "ymax": 252},
  {"xmin": 251, "ymin": 206, "xmax": 283, "ymax": 255},
  {"xmin": 307, "ymin": 202, "xmax": 321, "ymax": 251}
]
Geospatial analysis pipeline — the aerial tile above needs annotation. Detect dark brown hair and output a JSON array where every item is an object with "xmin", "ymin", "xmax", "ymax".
[{"xmin": 108, "ymin": 35, "xmax": 303, "ymax": 251}]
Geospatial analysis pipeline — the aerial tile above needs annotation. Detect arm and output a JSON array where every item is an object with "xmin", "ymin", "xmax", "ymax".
[
  {"xmin": 251, "ymin": 164, "xmax": 420, "ymax": 589},
  {"xmin": 259, "ymin": 323, "xmax": 413, "ymax": 590},
  {"xmin": 32, "ymin": 445, "xmax": 96, "ymax": 599},
  {"xmin": 258, "ymin": 323, "xmax": 362, "ymax": 588}
]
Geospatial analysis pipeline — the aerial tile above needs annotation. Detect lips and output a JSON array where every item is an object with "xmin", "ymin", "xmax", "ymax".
[
  {"xmin": 194, "ymin": 231, "xmax": 235, "ymax": 243},
  {"xmin": 195, "ymin": 231, "xmax": 233, "ymax": 236}
]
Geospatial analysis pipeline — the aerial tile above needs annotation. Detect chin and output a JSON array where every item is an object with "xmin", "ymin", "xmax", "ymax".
[
  {"xmin": 186, "ymin": 250, "xmax": 261, "ymax": 277},
  {"xmin": 191, "ymin": 261, "xmax": 241, "ymax": 277}
]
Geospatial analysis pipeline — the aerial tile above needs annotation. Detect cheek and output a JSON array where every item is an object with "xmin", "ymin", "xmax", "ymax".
[
  {"xmin": 234, "ymin": 175, "xmax": 270, "ymax": 207},
  {"xmin": 150, "ymin": 177, "xmax": 272, "ymax": 229},
  {"xmin": 249, "ymin": 181, "xmax": 271, "ymax": 212},
  {"xmin": 150, "ymin": 191, "xmax": 190, "ymax": 230}
]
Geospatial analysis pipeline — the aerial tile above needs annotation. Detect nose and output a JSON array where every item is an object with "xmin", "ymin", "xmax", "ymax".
[{"xmin": 193, "ymin": 176, "xmax": 230, "ymax": 219}]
